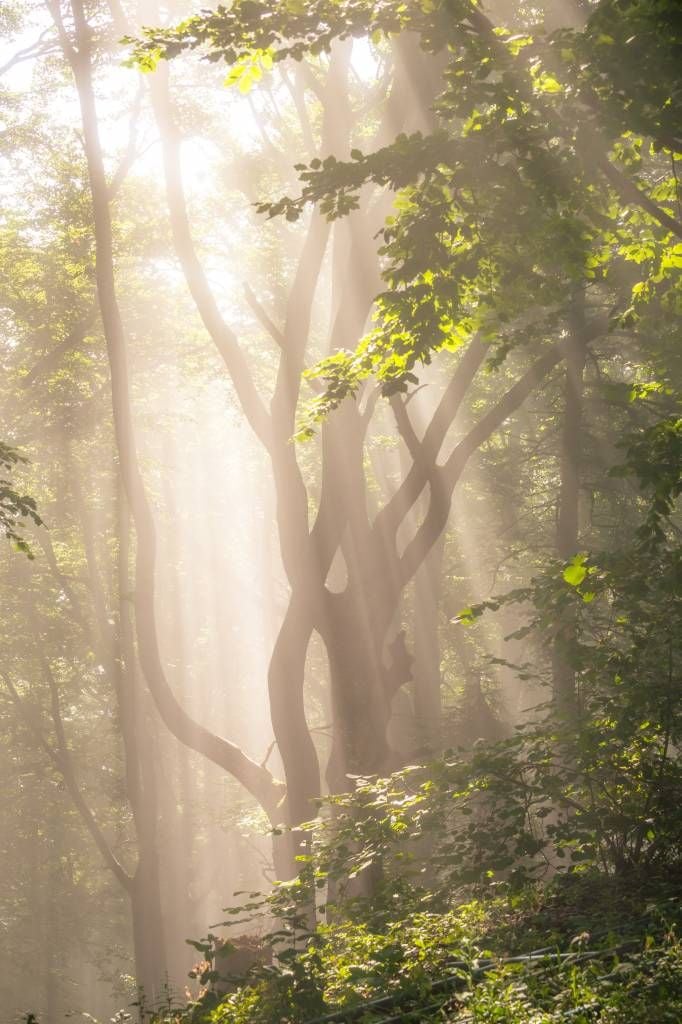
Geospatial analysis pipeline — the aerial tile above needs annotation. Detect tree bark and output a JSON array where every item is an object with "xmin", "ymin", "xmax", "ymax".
[{"xmin": 413, "ymin": 531, "xmax": 445, "ymax": 749}]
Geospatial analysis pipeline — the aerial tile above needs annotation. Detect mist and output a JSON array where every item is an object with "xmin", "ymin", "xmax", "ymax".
[{"xmin": 1, "ymin": 0, "xmax": 680, "ymax": 1021}]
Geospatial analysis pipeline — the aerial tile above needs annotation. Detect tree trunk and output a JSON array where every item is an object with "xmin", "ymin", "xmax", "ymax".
[
  {"xmin": 553, "ymin": 294, "xmax": 587, "ymax": 719},
  {"xmin": 130, "ymin": 852, "xmax": 168, "ymax": 1005},
  {"xmin": 413, "ymin": 532, "xmax": 445, "ymax": 750},
  {"xmin": 324, "ymin": 590, "xmax": 393, "ymax": 790},
  {"xmin": 118, "ymin": 502, "xmax": 169, "ymax": 998}
]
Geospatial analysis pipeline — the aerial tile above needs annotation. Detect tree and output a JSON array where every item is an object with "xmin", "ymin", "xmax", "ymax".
[{"xmin": 127, "ymin": 0, "xmax": 680, "ymax": 817}]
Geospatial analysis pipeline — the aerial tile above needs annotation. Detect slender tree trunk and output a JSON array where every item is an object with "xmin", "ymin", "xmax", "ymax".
[
  {"xmin": 267, "ymin": 587, "xmax": 320, "ymax": 838},
  {"xmin": 413, "ymin": 532, "xmax": 445, "ymax": 749},
  {"xmin": 44, "ymin": 818, "xmax": 60, "ymax": 1024},
  {"xmin": 129, "ymin": 853, "xmax": 167, "ymax": 1004},
  {"xmin": 553, "ymin": 294, "xmax": 587, "ymax": 719},
  {"xmin": 118, "ymin": 502, "xmax": 168, "ymax": 998}
]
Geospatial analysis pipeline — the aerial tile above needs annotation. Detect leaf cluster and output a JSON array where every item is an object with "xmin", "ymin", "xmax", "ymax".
[{"xmin": 0, "ymin": 442, "xmax": 42, "ymax": 557}]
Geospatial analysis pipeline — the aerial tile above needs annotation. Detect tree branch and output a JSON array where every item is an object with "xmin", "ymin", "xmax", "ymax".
[
  {"xmin": 2, "ymin": 668, "xmax": 133, "ymax": 891},
  {"xmin": 108, "ymin": 83, "xmax": 144, "ymax": 199},
  {"xmin": 148, "ymin": 68, "xmax": 273, "ymax": 449},
  {"xmin": 0, "ymin": 29, "xmax": 58, "ymax": 76},
  {"xmin": 242, "ymin": 281, "xmax": 285, "ymax": 348},
  {"xmin": 373, "ymin": 337, "xmax": 487, "ymax": 553},
  {"xmin": 397, "ymin": 345, "xmax": 563, "ymax": 586},
  {"xmin": 390, "ymin": 394, "xmax": 421, "ymax": 462},
  {"xmin": 21, "ymin": 310, "xmax": 97, "ymax": 388}
]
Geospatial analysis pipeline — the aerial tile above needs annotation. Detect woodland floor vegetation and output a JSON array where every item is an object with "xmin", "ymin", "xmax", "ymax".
[{"xmin": 151, "ymin": 873, "xmax": 682, "ymax": 1023}]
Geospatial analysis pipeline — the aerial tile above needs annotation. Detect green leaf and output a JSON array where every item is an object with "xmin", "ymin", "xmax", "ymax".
[
  {"xmin": 563, "ymin": 555, "xmax": 588, "ymax": 587},
  {"xmin": 660, "ymin": 243, "xmax": 682, "ymax": 271},
  {"xmin": 134, "ymin": 46, "xmax": 162, "ymax": 73},
  {"xmin": 536, "ymin": 72, "xmax": 563, "ymax": 94},
  {"xmin": 454, "ymin": 607, "xmax": 475, "ymax": 625}
]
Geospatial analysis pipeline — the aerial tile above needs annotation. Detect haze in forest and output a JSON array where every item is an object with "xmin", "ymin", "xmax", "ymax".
[{"xmin": 0, "ymin": 0, "xmax": 680, "ymax": 1021}]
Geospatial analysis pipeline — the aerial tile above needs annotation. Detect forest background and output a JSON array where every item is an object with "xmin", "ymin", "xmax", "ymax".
[{"xmin": 0, "ymin": 0, "xmax": 680, "ymax": 1021}]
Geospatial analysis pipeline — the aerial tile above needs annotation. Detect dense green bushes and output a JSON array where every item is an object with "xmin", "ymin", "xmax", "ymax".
[{"xmin": 146, "ymin": 873, "xmax": 682, "ymax": 1023}]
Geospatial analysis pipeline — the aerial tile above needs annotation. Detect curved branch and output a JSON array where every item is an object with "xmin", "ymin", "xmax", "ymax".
[
  {"xmin": 148, "ymin": 69, "xmax": 273, "ymax": 449},
  {"xmin": 373, "ymin": 336, "xmax": 487, "ymax": 554},
  {"xmin": 590, "ymin": 149, "xmax": 682, "ymax": 240},
  {"xmin": 390, "ymin": 393, "xmax": 421, "ymax": 461},
  {"xmin": 243, "ymin": 281, "xmax": 285, "ymax": 349},
  {"xmin": 397, "ymin": 344, "xmax": 563, "ymax": 586},
  {"xmin": 0, "ymin": 29, "xmax": 57, "ymax": 77}
]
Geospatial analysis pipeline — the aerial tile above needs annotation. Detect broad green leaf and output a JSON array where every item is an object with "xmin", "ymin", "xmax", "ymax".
[{"xmin": 563, "ymin": 555, "xmax": 588, "ymax": 587}]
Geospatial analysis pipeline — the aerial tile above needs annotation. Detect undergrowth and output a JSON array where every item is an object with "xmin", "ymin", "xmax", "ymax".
[{"xmin": 142, "ymin": 871, "xmax": 681, "ymax": 1024}]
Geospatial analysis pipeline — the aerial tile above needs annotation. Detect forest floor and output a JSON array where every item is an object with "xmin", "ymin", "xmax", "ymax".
[{"xmin": 163, "ymin": 868, "xmax": 682, "ymax": 1024}]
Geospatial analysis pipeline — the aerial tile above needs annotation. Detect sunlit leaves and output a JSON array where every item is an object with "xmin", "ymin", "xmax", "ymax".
[
  {"xmin": 452, "ymin": 599, "xmax": 499, "ymax": 626},
  {"xmin": 0, "ymin": 442, "xmax": 42, "ymax": 558},
  {"xmin": 128, "ymin": 0, "xmax": 681, "ymax": 433},
  {"xmin": 503, "ymin": 34, "xmax": 533, "ymax": 57},
  {"xmin": 223, "ymin": 47, "xmax": 274, "ymax": 93},
  {"xmin": 131, "ymin": 45, "xmax": 162, "ymax": 73},
  {"xmin": 127, "ymin": 0, "xmax": 462, "ymax": 70},
  {"xmin": 529, "ymin": 63, "xmax": 564, "ymax": 96},
  {"xmin": 660, "ymin": 242, "xmax": 682, "ymax": 271}
]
